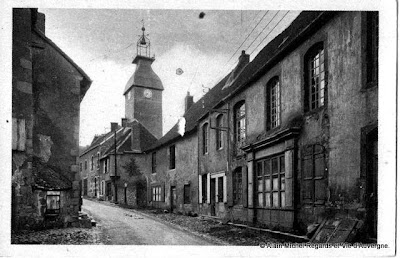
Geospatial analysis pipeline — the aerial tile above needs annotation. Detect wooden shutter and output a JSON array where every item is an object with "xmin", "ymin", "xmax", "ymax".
[
  {"xmin": 243, "ymin": 166, "xmax": 248, "ymax": 207},
  {"xmin": 285, "ymin": 150, "xmax": 294, "ymax": 207},
  {"xmin": 206, "ymin": 173, "xmax": 211, "ymax": 204},
  {"xmin": 223, "ymin": 175, "xmax": 227, "ymax": 203},
  {"xmin": 198, "ymin": 175, "xmax": 203, "ymax": 204}
]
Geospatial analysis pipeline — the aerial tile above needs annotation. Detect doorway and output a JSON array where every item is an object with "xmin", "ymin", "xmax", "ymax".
[{"xmin": 210, "ymin": 178, "xmax": 216, "ymax": 216}]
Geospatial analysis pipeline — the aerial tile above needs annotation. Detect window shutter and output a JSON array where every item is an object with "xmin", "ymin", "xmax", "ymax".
[
  {"xmin": 199, "ymin": 175, "xmax": 203, "ymax": 204},
  {"xmin": 285, "ymin": 150, "xmax": 294, "ymax": 208},
  {"xmin": 207, "ymin": 173, "xmax": 211, "ymax": 204},
  {"xmin": 223, "ymin": 175, "xmax": 227, "ymax": 203},
  {"xmin": 12, "ymin": 118, "xmax": 26, "ymax": 151},
  {"xmin": 314, "ymin": 154, "xmax": 326, "ymax": 204},
  {"xmin": 243, "ymin": 167, "xmax": 248, "ymax": 207}
]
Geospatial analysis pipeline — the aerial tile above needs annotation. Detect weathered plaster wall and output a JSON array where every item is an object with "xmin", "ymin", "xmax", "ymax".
[
  {"xmin": 31, "ymin": 32, "xmax": 82, "ymax": 217},
  {"xmin": 146, "ymin": 133, "xmax": 198, "ymax": 213}
]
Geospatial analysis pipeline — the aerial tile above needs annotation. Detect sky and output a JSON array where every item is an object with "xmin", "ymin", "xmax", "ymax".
[{"xmin": 39, "ymin": 8, "xmax": 301, "ymax": 147}]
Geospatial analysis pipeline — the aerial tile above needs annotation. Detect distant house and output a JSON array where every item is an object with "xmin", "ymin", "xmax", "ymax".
[
  {"xmin": 81, "ymin": 11, "xmax": 379, "ymax": 241},
  {"xmin": 12, "ymin": 8, "xmax": 92, "ymax": 229}
]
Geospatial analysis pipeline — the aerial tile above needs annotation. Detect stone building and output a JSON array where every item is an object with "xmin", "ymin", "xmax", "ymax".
[
  {"xmin": 12, "ymin": 8, "xmax": 92, "ymax": 229},
  {"xmin": 193, "ymin": 11, "xmax": 378, "ymax": 241},
  {"xmin": 79, "ymin": 25, "xmax": 160, "ymax": 207}
]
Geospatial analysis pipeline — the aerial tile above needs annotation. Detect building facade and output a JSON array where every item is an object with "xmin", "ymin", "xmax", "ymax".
[
  {"xmin": 12, "ymin": 8, "xmax": 92, "ymax": 229},
  {"xmin": 80, "ymin": 11, "xmax": 378, "ymax": 241}
]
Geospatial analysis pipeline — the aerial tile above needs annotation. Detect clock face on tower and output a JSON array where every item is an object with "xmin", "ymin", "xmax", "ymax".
[{"xmin": 143, "ymin": 89, "xmax": 152, "ymax": 98}]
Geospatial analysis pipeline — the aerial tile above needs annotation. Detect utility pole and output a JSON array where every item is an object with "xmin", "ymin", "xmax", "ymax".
[{"xmin": 113, "ymin": 128, "xmax": 119, "ymax": 204}]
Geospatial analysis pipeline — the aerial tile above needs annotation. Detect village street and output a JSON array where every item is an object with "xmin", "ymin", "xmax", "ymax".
[{"xmin": 82, "ymin": 199, "xmax": 216, "ymax": 245}]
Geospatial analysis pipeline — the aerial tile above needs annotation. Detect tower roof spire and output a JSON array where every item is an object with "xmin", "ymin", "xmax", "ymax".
[{"xmin": 137, "ymin": 20, "xmax": 151, "ymax": 58}]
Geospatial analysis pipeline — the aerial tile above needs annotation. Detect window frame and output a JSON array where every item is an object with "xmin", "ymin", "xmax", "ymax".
[
  {"xmin": 256, "ymin": 154, "xmax": 286, "ymax": 209},
  {"xmin": 216, "ymin": 114, "xmax": 223, "ymax": 150},
  {"xmin": 84, "ymin": 160, "xmax": 88, "ymax": 170},
  {"xmin": 234, "ymin": 101, "xmax": 246, "ymax": 155},
  {"xmin": 169, "ymin": 145, "xmax": 176, "ymax": 170},
  {"xmin": 304, "ymin": 42, "xmax": 327, "ymax": 113},
  {"xmin": 266, "ymin": 77, "xmax": 281, "ymax": 131},
  {"xmin": 233, "ymin": 168, "xmax": 243, "ymax": 205},
  {"xmin": 302, "ymin": 144, "xmax": 327, "ymax": 205},
  {"xmin": 152, "ymin": 186, "xmax": 162, "ymax": 202},
  {"xmin": 202, "ymin": 123, "xmax": 209, "ymax": 154},
  {"xmin": 104, "ymin": 158, "xmax": 108, "ymax": 174},
  {"xmin": 46, "ymin": 191, "xmax": 61, "ymax": 215}
]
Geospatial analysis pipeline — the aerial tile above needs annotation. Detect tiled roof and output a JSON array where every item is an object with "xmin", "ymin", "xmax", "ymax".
[
  {"xmin": 144, "ymin": 11, "xmax": 336, "ymax": 152},
  {"xmin": 33, "ymin": 159, "xmax": 72, "ymax": 190}
]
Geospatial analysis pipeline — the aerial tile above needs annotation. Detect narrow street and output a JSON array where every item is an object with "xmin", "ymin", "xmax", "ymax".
[{"xmin": 82, "ymin": 199, "xmax": 215, "ymax": 245}]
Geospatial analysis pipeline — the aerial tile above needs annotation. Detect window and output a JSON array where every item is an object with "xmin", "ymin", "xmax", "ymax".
[
  {"xmin": 256, "ymin": 154, "xmax": 285, "ymax": 208},
  {"xmin": 202, "ymin": 123, "xmax": 209, "ymax": 154},
  {"xmin": 233, "ymin": 168, "xmax": 243, "ymax": 205},
  {"xmin": 97, "ymin": 152, "xmax": 100, "ymax": 169},
  {"xmin": 303, "ymin": 144, "xmax": 326, "ymax": 205},
  {"xmin": 101, "ymin": 181, "xmax": 105, "ymax": 195},
  {"xmin": 234, "ymin": 101, "xmax": 246, "ymax": 154},
  {"xmin": 218, "ymin": 177, "xmax": 224, "ymax": 202},
  {"xmin": 151, "ymin": 152, "xmax": 157, "ymax": 174},
  {"xmin": 366, "ymin": 12, "xmax": 379, "ymax": 87},
  {"xmin": 304, "ymin": 42, "xmax": 326, "ymax": 112},
  {"xmin": 46, "ymin": 191, "xmax": 61, "ymax": 214},
  {"xmin": 152, "ymin": 186, "xmax": 162, "ymax": 202},
  {"xmin": 80, "ymin": 163, "xmax": 82, "ymax": 172},
  {"xmin": 104, "ymin": 159, "xmax": 108, "ymax": 173},
  {"xmin": 84, "ymin": 160, "xmax": 88, "ymax": 170},
  {"xmin": 202, "ymin": 174, "xmax": 207, "ymax": 203},
  {"xmin": 184, "ymin": 184, "xmax": 191, "ymax": 204},
  {"xmin": 91, "ymin": 155, "xmax": 94, "ymax": 170},
  {"xmin": 216, "ymin": 115, "xmax": 223, "ymax": 150},
  {"xmin": 267, "ymin": 77, "xmax": 281, "ymax": 130},
  {"xmin": 169, "ymin": 145, "xmax": 176, "ymax": 169}
]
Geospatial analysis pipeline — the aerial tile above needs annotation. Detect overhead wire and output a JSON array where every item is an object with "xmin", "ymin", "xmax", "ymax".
[{"xmin": 249, "ymin": 10, "xmax": 290, "ymax": 56}]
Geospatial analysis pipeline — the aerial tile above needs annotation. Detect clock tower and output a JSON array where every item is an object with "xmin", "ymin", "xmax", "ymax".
[{"xmin": 123, "ymin": 25, "xmax": 163, "ymax": 139}]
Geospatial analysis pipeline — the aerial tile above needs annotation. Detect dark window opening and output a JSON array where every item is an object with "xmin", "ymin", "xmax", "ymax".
[
  {"xmin": 216, "ymin": 115, "xmax": 223, "ymax": 150},
  {"xmin": 233, "ymin": 168, "xmax": 243, "ymax": 205},
  {"xmin": 184, "ymin": 184, "xmax": 191, "ymax": 204},
  {"xmin": 202, "ymin": 123, "xmax": 209, "ymax": 154},
  {"xmin": 202, "ymin": 174, "xmax": 207, "ymax": 203},
  {"xmin": 218, "ymin": 177, "xmax": 224, "ymax": 202},
  {"xmin": 151, "ymin": 152, "xmax": 157, "ymax": 174},
  {"xmin": 169, "ymin": 145, "xmax": 176, "ymax": 169}
]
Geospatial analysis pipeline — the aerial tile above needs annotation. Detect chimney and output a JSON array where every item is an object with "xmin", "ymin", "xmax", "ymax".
[
  {"xmin": 184, "ymin": 92, "xmax": 194, "ymax": 112},
  {"xmin": 31, "ymin": 9, "xmax": 45, "ymax": 34},
  {"xmin": 111, "ymin": 122, "xmax": 118, "ymax": 132},
  {"xmin": 121, "ymin": 118, "xmax": 128, "ymax": 127}
]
